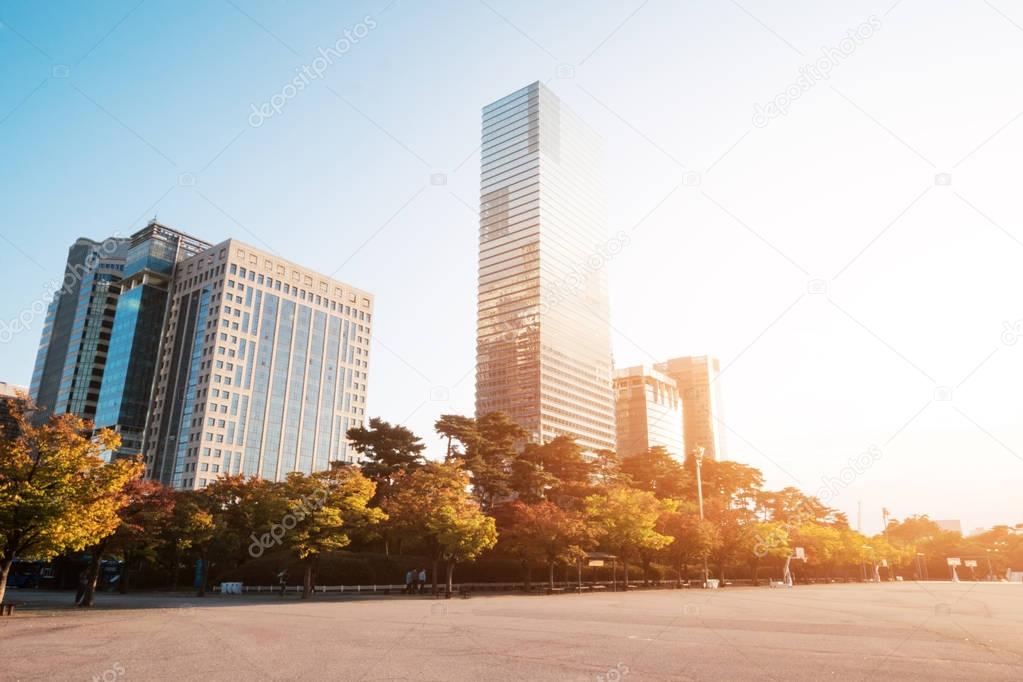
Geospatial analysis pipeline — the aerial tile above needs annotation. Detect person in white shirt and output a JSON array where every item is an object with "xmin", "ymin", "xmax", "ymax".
[{"xmin": 418, "ymin": 568, "xmax": 427, "ymax": 594}]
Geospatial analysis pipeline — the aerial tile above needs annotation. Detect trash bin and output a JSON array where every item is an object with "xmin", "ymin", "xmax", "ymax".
[{"xmin": 706, "ymin": 579, "xmax": 720, "ymax": 589}]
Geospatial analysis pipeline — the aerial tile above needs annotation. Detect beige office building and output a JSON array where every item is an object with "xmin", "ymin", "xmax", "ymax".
[
  {"xmin": 656, "ymin": 356, "xmax": 726, "ymax": 460},
  {"xmin": 144, "ymin": 239, "xmax": 373, "ymax": 489},
  {"xmin": 614, "ymin": 365, "xmax": 684, "ymax": 459},
  {"xmin": 475, "ymin": 82, "xmax": 616, "ymax": 452}
]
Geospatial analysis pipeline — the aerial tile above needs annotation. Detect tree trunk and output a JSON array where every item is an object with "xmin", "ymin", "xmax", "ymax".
[
  {"xmin": 548, "ymin": 561, "xmax": 555, "ymax": 591},
  {"xmin": 432, "ymin": 557, "xmax": 440, "ymax": 595},
  {"xmin": 81, "ymin": 546, "xmax": 104, "ymax": 607},
  {"xmin": 623, "ymin": 561, "xmax": 630, "ymax": 588},
  {"xmin": 302, "ymin": 562, "xmax": 313, "ymax": 599},
  {"xmin": 445, "ymin": 561, "xmax": 454, "ymax": 596},
  {"xmin": 524, "ymin": 562, "xmax": 532, "ymax": 592},
  {"xmin": 0, "ymin": 557, "xmax": 13, "ymax": 605}
]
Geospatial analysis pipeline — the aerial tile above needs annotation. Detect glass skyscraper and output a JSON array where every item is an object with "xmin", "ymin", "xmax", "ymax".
[
  {"xmin": 30, "ymin": 236, "xmax": 130, "ymax": 422},
  {"xmin": 95, "ymin": 222, "xmax": 211, "ymax": 459},
  {"xmin": 144, "ymin": 239, "xmax": 373, "ymax": 489},
  {"xmin": 476, "ymin": 82, "xmax": 616, "ymax": 452}
]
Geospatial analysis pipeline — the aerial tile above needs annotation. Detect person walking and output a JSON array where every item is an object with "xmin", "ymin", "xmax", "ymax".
[
  {"xmin": 405, "ymin": 569, "xmax": 414, "ymax": 594},
  {"xmin": 418, "ymin": 568, "xmax": 427, "ymax": 594},
  {"xmin": 277, "ymin": 569, "xmax": 289, "ymax": 597}
]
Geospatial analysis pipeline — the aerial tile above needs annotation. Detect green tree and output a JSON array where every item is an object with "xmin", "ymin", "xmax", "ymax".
[
  {"xmin": 437, "ymin": 412, "xmax": 525, "ymax": 510},
  {"xmin": 279, "ymin": 466, "xmax": 385, "ymax": 598},
  {"xmin": 584, "ymin": 486, "xmax": 674, "ymax": 587},
  {"xmin": 348, "ymin": 417, "xmax": 426, "ymax": 503},
  {"xmin": 620, "ymin": 446, "xmax": 690, "ymax": 499},
  {"xmin": 657, "ymin": 506, "xmax": 720, "ymax": 585},
  {"xmin": 510, "ymin": 436, "xmax": 593, "ymax": 507},
  {"xmin": 434, "ymin": 414, "xmax": 478, "ymax": 461},
  {"xmin": 384, "ymin": 462, "xmax": 496, "ymax": 594},
  {"xmin": 0, "ymin": 409, "xmax": 139, "ymax": 605}
]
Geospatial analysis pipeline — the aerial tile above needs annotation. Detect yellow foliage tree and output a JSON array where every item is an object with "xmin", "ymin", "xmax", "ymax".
[{"xmin": 0, "ymin": 407, "xmax": 140, "ymax": 605}]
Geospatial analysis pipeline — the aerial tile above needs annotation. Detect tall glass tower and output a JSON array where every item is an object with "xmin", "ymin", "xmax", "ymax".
[
  {"xmin": 30, "ymin": 236, "xmax": 130, "ymax": 422},
  {"xmin": 476, "ymin": 82, "xmax": 616, "ymax": 453},
  {"xmin": 95, "ymin": 221, "xmax": 211, "ymax": 459}
]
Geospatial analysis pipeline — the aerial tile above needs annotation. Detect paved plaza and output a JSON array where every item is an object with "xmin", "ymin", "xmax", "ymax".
[{"xmin": 1, "ymin": 582, "xmax": 1021, "ymax": 680}]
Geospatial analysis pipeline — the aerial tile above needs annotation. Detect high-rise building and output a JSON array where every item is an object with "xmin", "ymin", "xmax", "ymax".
[
  {"xmin": 476, "ymin": 81, "xmax": 616, "ymax": 453},
  {"xmin": 95, "ymin": 222, "xmax": 212, "ymax": 459},
  {"xmin": 656, "ymin": 356, "xmax": 726, "ymax": 460},
  {"xmin": 30, "ymin": 236, "xmax": 130, "ymax": 422},
  {"xmin": 143, "ymin": 239, "xmax": 373, "ymax": 489},
  {"xmin": 613, "ymin": 365, "xmax": 684, "ymax": 459}
]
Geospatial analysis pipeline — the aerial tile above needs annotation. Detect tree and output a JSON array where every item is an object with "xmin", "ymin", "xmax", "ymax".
[
  {"xmin": 584, "ymin": 486, "xmax": 674, "ymax": 587},
  {"xmin": 169, "ymin": 491, "xmax": 217, "ymax": 596},
  {"xmin": 430, "ymin": 501, "xmax": 498, "ymax": 594},
  {"xmin": 591, "ymin": 449, "xmax": 624, "ymax": 489},
  {"xmin": 384, "ymin": 463, "xmax": 496, "ymax": 594},
  {"xmin": 440, "ymin": 412, "xmax": 524, "ymax": 511},
  {"xmin": 658, "ymin": 507, "xmax": 720, "ymax": 585},
  {"xmin": 620, "ymin": 446, "xmax": 690, "ymax": 499},
  {"xmin": 107, "ymin": 478, "xmax": 176, "ymax": 594},
  {"xmin": 498, "ymin": 500, "xmax": 592, "ymax": 590},
  {"xmin": 510, "ymin": 436, "xmax": 593, "ymax": 507},
  {"xmin": 742, "ymin": 520, "xmax": 790, "ymax": 585},
  {"xmin": 0, "ymin": 408, "xmax": 140, "ymax": 605},
  {"xmin": 279, "ymin": 466, "xmax": 385, "ymax": 598},
  {"xmin": 434, "ymin": 414, "xmax": 478, "ymax": 461},
  {"xmin": 348, "ymin": 417, "xmax": 426, "ymax": 503}
]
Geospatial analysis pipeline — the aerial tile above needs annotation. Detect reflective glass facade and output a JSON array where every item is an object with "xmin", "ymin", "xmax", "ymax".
[
  {"xmin": 145, "ymin": 239, "xmax": 372, "ymax": 489},
  {"xmin": 30, "ymin": 237, "xmax": 129, "ymax": 423},
  {"xmin": 476, "ymin": 82, "xmax": 616, "ymax": 452},
  {"xmin": 95, "ymin": 222, "xmax": 211, "ymax": 459},
  {"xmin": 614, "ymin": 365, "xmax": 685, "ymax": 459},
  {"xmin": 656, "ymin": 356, "xmax": 726, "ymax": 460}
]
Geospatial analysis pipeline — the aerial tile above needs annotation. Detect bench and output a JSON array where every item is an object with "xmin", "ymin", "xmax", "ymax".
[{"xmin": 0, "ymin": 603, "xmax": 16, "ymax": 616}]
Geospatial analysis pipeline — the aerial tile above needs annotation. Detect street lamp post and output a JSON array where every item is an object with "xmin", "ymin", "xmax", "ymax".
[{"xmin": 694, "ymin": 446, "xmax": 708, "ymax": 588}]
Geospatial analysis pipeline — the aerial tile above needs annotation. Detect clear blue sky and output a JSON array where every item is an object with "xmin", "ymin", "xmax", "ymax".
[{"xmin": 3, "ymin": 0, "xmax": 1023, "ymax": 534}]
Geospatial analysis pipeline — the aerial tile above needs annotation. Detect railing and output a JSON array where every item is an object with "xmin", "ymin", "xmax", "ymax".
[{"xmin": 213, "ymin": 579, "xmax": 703, "ymax": 594}]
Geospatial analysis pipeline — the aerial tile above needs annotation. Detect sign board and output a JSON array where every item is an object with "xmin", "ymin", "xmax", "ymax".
[
  {"xmin": 588, "ymin": 560, "xmax": 605, "ymax": 567},
  {"xmin": 947, "ymin": 557, "xmax": 961, "ymax": 567},
  {"xmin": 794, "ymin": 547, "xmax": 805, "ymax": 560},
  {"xmin": 964, "ymin": 560, "xmax": 977, "ymax": 568}
]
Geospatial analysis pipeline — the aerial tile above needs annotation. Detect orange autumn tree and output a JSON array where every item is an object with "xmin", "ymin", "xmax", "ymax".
[{"xmin": 0, "ymin": 404, "xmax": 140, "ymax": 605}]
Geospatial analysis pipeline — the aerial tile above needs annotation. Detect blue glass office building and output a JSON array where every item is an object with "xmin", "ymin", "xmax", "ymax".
[
  {"xmin": 95, "ymin": 222, "xmax": 211, "ymax": 459},
  {"xmin": 30, "ymin": 236, "xmax": 130, "ymax": 422}
]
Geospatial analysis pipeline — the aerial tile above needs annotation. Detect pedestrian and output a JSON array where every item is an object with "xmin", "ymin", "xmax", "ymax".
[
  {"xmin": 74, "ymin": 569, "xmax": 88, "ymax": 606},
  {"xmin": 278, "ymin": 568, "xmax": 288, "ymax": 597},
  {"xmin": 405, "ymin": 569, "xmax": 414, "ymax": 594},
  {"xmin": 418, "ymin": 567, "xmax": 427, "ymax": 594}
]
